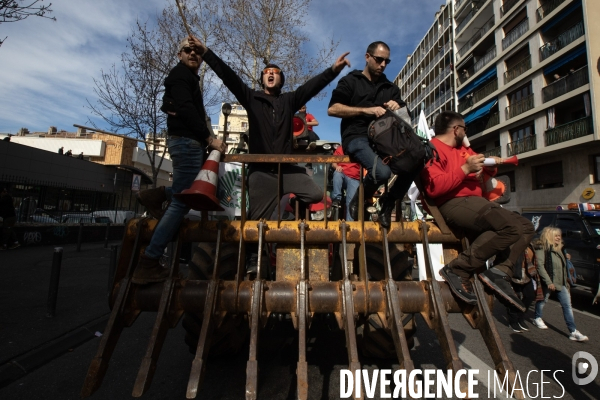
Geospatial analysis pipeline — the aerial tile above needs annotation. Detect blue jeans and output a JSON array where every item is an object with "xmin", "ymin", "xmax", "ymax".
[
  {"xmin": 345, "ymin": 137, "xmax": 391, "ymax": 187},
  {"xmin": 145, "ymin": 137, "xmax": 205, "ymax": 259},
  {"xmin": 331, "ymin": 170, "xmax": 359, "ymax": 221},
  {"xmin": 535, "ymin": 286, "xmax": 577, "ymax": 333},
  {"xmin": 345, "ymin": 136, "xmax": 415, "ymax": 201}
]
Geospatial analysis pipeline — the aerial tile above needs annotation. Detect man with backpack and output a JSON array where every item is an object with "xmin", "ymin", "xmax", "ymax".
[
  {"xmin": 328, "ymin": 41, "xmax": 411, "ymax": 228},
  {"xmin": 420, "ymin": 111, "xmax": 535, "ymax": 310}
]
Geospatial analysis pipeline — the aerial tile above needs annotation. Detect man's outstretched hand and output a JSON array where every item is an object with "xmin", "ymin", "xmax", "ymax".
[
  {"xmin": 332, "ymin": 52, "xmax": 351, "ymax": 73},
  {"xmin": 187, "ymin": 35, "xmax": 207, "ymax": 55}
]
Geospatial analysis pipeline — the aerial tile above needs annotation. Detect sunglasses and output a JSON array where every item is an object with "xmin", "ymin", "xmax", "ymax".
[
  {"xmin": 181, "ymin": 47, "xmax": 196, "ymax": 54},
  {"xmin": 263, "ymin": 67, "xmax": 281, "ymax": 75},
  {"xmin": 368, "ymin": 53, "xmax": 391, "ymax": 64},
  {"xmin": 453, "ymin": 125, "xmax": 468, "ymax": 132}
]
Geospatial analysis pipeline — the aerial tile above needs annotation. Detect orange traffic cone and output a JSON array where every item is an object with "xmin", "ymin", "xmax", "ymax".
[{"xmin": 173, "ymin": 150, "xmax": 224, "ymax": 211}]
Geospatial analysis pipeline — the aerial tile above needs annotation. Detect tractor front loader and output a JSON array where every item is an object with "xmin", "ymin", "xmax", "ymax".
[{"xmin": 81, "ymin": 154, "xmax": 523, "ymax": 399}]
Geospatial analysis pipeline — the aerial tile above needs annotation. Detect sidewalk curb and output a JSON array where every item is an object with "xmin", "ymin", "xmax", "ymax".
[{"xmin": 0, "ymin": 313, "xmax": 109, "ymax": 388}]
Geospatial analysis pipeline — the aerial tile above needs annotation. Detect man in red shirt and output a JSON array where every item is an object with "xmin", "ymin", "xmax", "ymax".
[
  {"xmin": 331, "ymin": 146, "xmax": 360, "ymax": 220},
  {"xmin": 420, "ymin": 111, "xmax": 534, "ymax": 310},
  {"xmin": 299, "ymin": 105, "xmax": 320, "ymax": 143}
]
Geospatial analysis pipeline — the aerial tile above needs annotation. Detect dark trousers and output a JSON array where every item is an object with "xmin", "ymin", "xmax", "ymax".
[
  {"xmin": 248, "ymin": 164, "xmax": 322, "ymax": 220},
  {"xmin": 507, "ymin": 279, "xmax": 536, "ymax": 324},
  {"xmin": 247, "ymin": 164, "xmax": 322, "ymax": 255},
  {"xmin": 439, "ymin": 196, "xmax": 535, "ymax": 279}
]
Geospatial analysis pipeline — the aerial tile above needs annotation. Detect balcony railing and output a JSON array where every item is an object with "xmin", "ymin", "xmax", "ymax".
[
  {"xmin": 504, "ymin": 55, "xmax": 531, "ymax": 84},
  {"xmin": 473, "ymin": 78, "xmax": 498, "ymax": 104},
  {"xmin": 502, "ymin": 18, "xmax": 529, "ymax": 50},
  {"xmin": 500, "ymin": 0, "xmax": 520, "ymax": 17},
  {"xmin": 455, "ymin": 0, "xmax": 467, "ymax": 12},
  {"xmin": 457, "ymin": 8, "xmax": 476, "ymax": 34},
  {"xmin": 542, "ymin": 65, "xmax": 589, "ymax": 103},
  {"xmin": 484, "ymin": 146, "xmax": 501, "ymax": 157},
  {"xmin": 458, "ymin": 16, "xmax": 495, "ymax": 59},
  {"xmin": 485, "ymin": 112, "xmax": 500, "ymax": 129},
  {"xmin": 505, "ymin": 94, "xmax": 534, "ymax": 120},
  {"xmin": 536, "ymin": 0, "xmax": 567, "ymax": 22},
  {"xmin": 458, "ymin": 98, "xmax": 473, "ymax": 113},
  {"xmin": 507, "ymin": 135, "xmax": 537, "ymax": 156},
  {"xmin": 539, "ymin": 21, "xmax": 584, "ymax": 62},
  {"xmin": 473, "ymin": 46, "xmax": 497, "ymax": 74},
  {"xmin": 545, "ymin": 116, "xmax": 593, "ymax": 146}
]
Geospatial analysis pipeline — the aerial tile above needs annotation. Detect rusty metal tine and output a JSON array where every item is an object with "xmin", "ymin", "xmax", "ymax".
[
  {"xmin": 241, "ymin": 163, "xmax": 247, "ymax": 222},
  {"xmin": 323, "ymin": 162, "xmax": 328, "ymax": 228},
  {"xmin": 132, "ymin": 277, "xmax": 176, "ymax": 397},
  {"xmin": 420, "ymin": 221, "xmax": 464, "ymax": 373},
  {"xmin": 473, "ymin": 278, "xmax": 524, "ymax": 399},
  {"xmin": 358, "ymin": 234, "xmax": 369, "ymax": 316},
  {"xmin": 340, "ymin": 221, "xmax": 363, "ymax": 400},
  {"xmin": 277, "ymin": 163, "xmax": 282, "ymax": 228},
  {"xmin": 186, "ymin": 224, "xmax": 223, "ymax": 399},
  {"xmin": 245, "ymin": 221, "xmax": 265, "ymax": 399},
  {"xmin": 81, "ymin": 219, "xmax": 146, "ymax": 398},
  {"xmin": 358, "ymin": 166, "xmax": 364, "ymax": 223},
  {"xmin": 382, "ymin": 228, "xmax": 415, "ymax": 371},
  {"xmin": 234, "ymin": 163, "xmax": 247, "ymax": 311},
  {"xmin": 133, "ymin": 235, "xmax": 182, "ymax": 397},
  {"xmin": 297, "ymin": 220, "xmax": 309, "ymax": 400}
]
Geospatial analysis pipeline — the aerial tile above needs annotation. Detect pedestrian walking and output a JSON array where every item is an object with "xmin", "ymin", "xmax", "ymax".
[{"xmin": 533, "ymin": 227, "xmax": 588, "ymax": 341}]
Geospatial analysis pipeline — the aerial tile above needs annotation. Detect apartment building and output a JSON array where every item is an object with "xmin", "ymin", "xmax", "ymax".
[
  {"xmin": 215, "ymin": 103, "xmax": 249, "ymax": 152},
  {"xmin": 396, "ymin": 0, "xmax": 600, "ymax": 211}
]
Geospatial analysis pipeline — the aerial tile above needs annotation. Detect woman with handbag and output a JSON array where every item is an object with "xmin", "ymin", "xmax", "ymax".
[{"xmin": 533, "ymin": 227, "xmax": 588, "ymax": 341}]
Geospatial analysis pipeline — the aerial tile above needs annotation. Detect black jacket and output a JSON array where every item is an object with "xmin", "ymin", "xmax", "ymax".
[
  {"xmin": 163, "ymin": 61, "xmax": 211, "ymax": 143},
  {"xmin": 202, "ymin": 49, "xmax": 338, "ymax": 154},
  {"xmin": 328, "ymin": 69, "xmax": 406, "ymax": 149}
]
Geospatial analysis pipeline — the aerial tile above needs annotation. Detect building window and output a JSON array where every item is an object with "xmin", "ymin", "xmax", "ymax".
[
  {"xmin": 533, "ymin": 161, "xmax": 563, "ymax": 189},
  {"xmin": 510, "ymin": 122, "xmax": 534, "ymax": 142},
  {"xmin": 241, "ymin": 122, "xmax": 248, "ymax": 129}
]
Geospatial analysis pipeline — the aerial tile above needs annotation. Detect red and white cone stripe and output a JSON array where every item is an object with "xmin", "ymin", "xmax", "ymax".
[{"xmin": 194, "ymin": 150, "xmax": 220, "ymax": 185}]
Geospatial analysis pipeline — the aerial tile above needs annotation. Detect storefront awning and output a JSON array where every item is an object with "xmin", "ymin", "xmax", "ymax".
[{"xmin": 543, "ymin": 45, "xmax": 586, "ymax": 75}]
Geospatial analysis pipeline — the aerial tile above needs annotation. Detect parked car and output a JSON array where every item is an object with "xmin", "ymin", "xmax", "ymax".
[
  {"xmin": 29, "ymin": 209, "xmax": 59, "ymax": 223},
  {"xmin": 62, "ymin": 214, "xmax": 112, "ymax": 224},
  {"xmin": 90, "ymin": 210, "xmax": 135, "ymax": 224},
  {"xmin": 522, "ymin": 205, "xmax": 600, "ymax": 289}
]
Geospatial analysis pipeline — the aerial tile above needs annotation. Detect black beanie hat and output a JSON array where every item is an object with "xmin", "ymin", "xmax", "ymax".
[{"xmin": 260, "ymin": 63, "xmax": 285, "ymax": 89}]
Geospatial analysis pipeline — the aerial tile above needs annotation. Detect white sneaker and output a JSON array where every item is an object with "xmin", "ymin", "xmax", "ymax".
[
  {"xmin": 533, "ymin": 318, "xmax": 548, "ymax": 329},
  {"xmin": 569, "ymin": 330, "xmax": 589, "ymax": 342}
]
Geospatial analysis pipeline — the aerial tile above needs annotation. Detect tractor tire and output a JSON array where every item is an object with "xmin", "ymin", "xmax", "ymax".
[
  {"xmin": 182, "ymin": 242, "xmax": 249, "ymax": 356},
  {"xmin": 355, "ymin": 243, "xmax": 416, "ymax": 359}
]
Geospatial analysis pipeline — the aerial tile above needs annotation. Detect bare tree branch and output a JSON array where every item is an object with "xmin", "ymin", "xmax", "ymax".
[
  {"xmin": 87, "ymin": 20, "xmax": 172, "ymax": 188},
  {"xmin": 0, "ymin": 0, "xmax": 55, "ymax": 47}
]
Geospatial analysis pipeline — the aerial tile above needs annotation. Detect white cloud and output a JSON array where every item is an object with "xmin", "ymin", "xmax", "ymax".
[{"xmin": 0, "ymin": 0, "xmax": 446, "ymax": 142}]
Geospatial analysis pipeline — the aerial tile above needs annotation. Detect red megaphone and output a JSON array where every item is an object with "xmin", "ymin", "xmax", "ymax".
[
  {"xmin": 293, "ymin": 116, "xmax": 307, "ymax": 137},
  {"xmin": 502, "ymin": 155, "xmax": 518, "ymax": 166}
]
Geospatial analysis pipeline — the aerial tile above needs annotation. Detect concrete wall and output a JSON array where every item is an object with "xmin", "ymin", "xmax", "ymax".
[{"xmin": 503, "ymin": 143, "xmax": 600, "ymax": 211}]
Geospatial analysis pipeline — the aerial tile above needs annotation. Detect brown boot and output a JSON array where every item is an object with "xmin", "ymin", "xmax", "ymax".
[
  {"xmin": 131, "ymin": 254, "xmax": 170, "ymax": 284},
  {"xmin": 137, "ymin": 187, "xmax": 167, "ymax": 220}
]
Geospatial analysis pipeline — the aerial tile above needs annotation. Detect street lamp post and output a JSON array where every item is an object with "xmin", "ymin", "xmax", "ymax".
[{"xmin": 221, "ymin": 103, "xmax": 232, "ymax": 152}]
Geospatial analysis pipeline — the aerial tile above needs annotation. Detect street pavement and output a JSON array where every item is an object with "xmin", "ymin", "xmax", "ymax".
[{"xmin": 1, "ymin": 246, "xmax": 599, "ymax": 399}]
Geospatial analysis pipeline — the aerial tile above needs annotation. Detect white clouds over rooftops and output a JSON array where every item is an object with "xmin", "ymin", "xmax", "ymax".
[{"xmin": 0, "ymin": 0, "xmax": 446, "ymax": 139}]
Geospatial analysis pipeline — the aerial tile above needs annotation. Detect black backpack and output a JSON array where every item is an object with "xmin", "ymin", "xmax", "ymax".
[{"xmin": 367, "ymin": 109, "xmax": 438, "ymax": 175}]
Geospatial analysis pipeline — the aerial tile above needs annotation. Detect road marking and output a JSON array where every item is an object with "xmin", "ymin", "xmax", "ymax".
[{"xmin": 457, "ymin": 344, "xmax": 527, "ymax": 400}]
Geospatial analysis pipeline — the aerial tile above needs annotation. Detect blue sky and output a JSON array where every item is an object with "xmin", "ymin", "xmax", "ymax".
[{"xmin": 0, "ymin": 0, "xmax": 448, "ymax": 142}]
